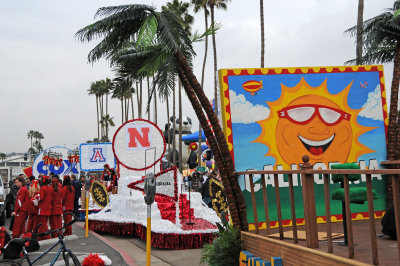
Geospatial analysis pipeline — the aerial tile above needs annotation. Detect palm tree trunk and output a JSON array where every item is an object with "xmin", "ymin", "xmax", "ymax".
[
  {"xmin": 198, "ymin": 7, "xmax": 210, "ymax": 163},
  {"xmin": 260, "ymin": 0, "xmax": 265, "ymax": 67},
  {"xmin": 172, "ymin": 83, "xmax": 176, "ymax": 166},
  {"xmin": 388, "ymin": 45, "xmax": 400, "ymax": 160},
  {"xmin": 356, "ymin": 0, "xmax": 364, "ymax": 65},
  {"xmin": 147, "ymin": 76, "xmax": 151, "ymax": 121},
  {"xmin": 140, "ymin": 80, "xmax": 143, "ymax": 118},
  {"xmin": 125, "ymin": 97, "xmax": 129, "ymax": 122},
  {"xmin": 154, "ymin": 76, "xmax": 158, "ymax": 124},
  {"xmin": 178, "ymin": 81, "xmax": 183, "ymax": 173},
  {"xmin": 210, "ymin": 5, "xmax": 219, "ymax": 116},
  {"xmin": 106, "ymin": 93, "xmax": 109, "ymax": 116},
  {"xmin": 177, "ymin": 69, "xmax": 242, "ymax": 230},
  {"xmin": 166, "ymin": 96, "xmax": 171, "ymax": 167},
  {"xmin": 96, "ymin": 96, "xmax": 100, "ymax": 140},
  {"xmin": 121, "ymin": 99, "xmax": 124, "ymax": 124},
  {"xmin": 131, "ymin": 96, "xmax": 135, "ymax": 119},
  {"xmin": 100, "ymin": 95, "xmax": 104, "ymax": 138},
  {"xmin": 175, "ymin": 50, "xmax": 248, "ymax": 231},
  {"xmin": 136, "ymin": 82, "xmax": 140, "ymax": 119}
]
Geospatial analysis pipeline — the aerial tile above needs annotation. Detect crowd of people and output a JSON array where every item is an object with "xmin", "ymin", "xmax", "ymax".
[{"xmin": 9, "ymin": 173, "xmax": 82, "ymax": 240}]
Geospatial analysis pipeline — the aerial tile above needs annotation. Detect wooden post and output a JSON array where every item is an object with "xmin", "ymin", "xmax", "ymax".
[
  {"xmin": 366, "ymin": 174, "xmax": 378, "ymax": 265},
  {"xmin": 300, "ymin": 155, "xmax": 319, "ymax": 248},
  {"xmin": 323, "ymin": 174, "xmax": 333, "ymax": 253},
  {"xmin": 274, "ymin": 174, "xmax": 284, "ymax": 240},
  {"xmin": 261, "ymin": 174, "xmax": 270, "ymax": 235},
  {"xmin": 288, "ymin": 173, "xmax": 298, "ymax": 243},
  {"xmin": 392, "ymin": 174, "xmax": 400, "ymax": 262},
  {"xmin": 343, "ymin": 174, "xmax": 354, "ymax": 259},
  {"xmin": 249, "ymin": 174, "xmax": 259, "ymax": 234}
]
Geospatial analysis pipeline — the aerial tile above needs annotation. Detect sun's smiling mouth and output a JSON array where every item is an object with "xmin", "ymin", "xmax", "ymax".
[{"xmin": 298, "ymin": 134, "xmax": 335, "ymax": 155}]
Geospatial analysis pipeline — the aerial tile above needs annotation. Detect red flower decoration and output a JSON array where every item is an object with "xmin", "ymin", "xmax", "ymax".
[{"xmin": 82, "ymin": 253, "xmax": 105, "ymax": 266}]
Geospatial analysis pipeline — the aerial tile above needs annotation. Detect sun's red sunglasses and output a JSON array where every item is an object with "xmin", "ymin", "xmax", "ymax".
[{"xmin": 278, "ymin": 104, "xmax": 351, "ymax": 126}]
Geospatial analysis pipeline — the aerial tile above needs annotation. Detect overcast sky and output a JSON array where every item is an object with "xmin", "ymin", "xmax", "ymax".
[{"xmin": 0, "ymin": 0, "xmax": 395, "ymax": 153}]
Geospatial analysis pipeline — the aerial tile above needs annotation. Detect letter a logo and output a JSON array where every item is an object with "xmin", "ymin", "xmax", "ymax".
[
  {"xmin": 126, "ymin": 126, "xmax": 152, "ymax": 149},
  {"xmin": 90, "ymin": 148, "xmax": 106, "ymax": 162}
]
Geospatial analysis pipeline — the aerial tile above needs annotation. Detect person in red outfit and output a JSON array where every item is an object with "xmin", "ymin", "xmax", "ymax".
[
  {"xmin": 12, "ymin": 175, "xmax": 29, "ymax": 238},
  {"xmin": 62, "ymin": 176, "xmax": 75, "ymax": 236},
  {"xmin": 37, "ymin": 176, "xmax": 52, "ymax": 240},
  {"xmin": 49, "ymin": 175, "xmax": 63, "ymax": 238},
  {"xmin": 26, "ymin": 180, "xmax": 40, "ymax": 233}
]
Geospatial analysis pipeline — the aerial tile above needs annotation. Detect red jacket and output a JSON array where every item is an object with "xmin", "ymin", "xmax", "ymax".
[
  {"xmin": 51, "ymin": 183, "xmax": 63, "ymax": 215},
  {"xmin": 38, "ymin": 185, "xmax": 52, "ymax": 216},
  {"xmin": 62, "ymin": 186, "xmax": 75, "ymax": 212},
  {"xmin": 28, "ymin": 192, "xmax": 39, "ymax": 215},
  {"xmin": 15, "ymin": 186, "xmax": 29, "ymax": 213}
]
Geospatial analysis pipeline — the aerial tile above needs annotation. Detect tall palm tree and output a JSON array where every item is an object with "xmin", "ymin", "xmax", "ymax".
[
  {"xmin": 88, "ymin": 81, "xmax": 103, "ymax": 139},
  {"xmin": 0, "ymin": 153, "xmax": 6, "ymax": 161},
  {"xmin": 208, "ymin": 0, "xmax": 230, "ymax": 116},
  {"xmin": 76, "ymin": 4, "xmax": 248, "ymax": 230},
  {"xmin": 192, "ymin": 0, "xmax": 209, "ymax": 163},
  {"xmin": 112, "ymin": 78, "xmax": 134, "ymax": 124},
  {"xmin": 163, "ymin": 0, "xmax": 195, "ymax": 172},
  {"xmin": 260, "ymin": 0, "xmax": 265, "ymax": 67},
  {"xmin": 27, "ymin": 130, "xmax": 35, "ymax": 150}
]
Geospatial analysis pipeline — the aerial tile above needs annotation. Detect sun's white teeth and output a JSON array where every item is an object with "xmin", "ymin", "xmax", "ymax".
[{"xmin": 298, "ymin": 134, "xmax": 335, "ymax": 146}]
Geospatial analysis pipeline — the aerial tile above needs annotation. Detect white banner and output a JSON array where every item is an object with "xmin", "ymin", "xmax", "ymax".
[
  {"xmin": 80, "ymin": 143, "xmax": 116, "ymax": 171},
  {"xmin": 32, "ymin": 146, "xmax": 80, "ymax": 177}
]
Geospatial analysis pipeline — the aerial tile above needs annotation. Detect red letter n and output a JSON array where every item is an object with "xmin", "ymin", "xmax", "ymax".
[{"xmin": 128, "ymin": 127, "xmax": 151, "ymax": 148}]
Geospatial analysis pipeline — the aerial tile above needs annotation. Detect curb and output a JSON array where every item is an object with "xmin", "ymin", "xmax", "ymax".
[{"xmin": 77, "ymin": 222, "xmax": 138, "ymax": 266}]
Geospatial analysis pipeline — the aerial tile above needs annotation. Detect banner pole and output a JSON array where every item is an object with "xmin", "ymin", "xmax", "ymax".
[
  {"xmin": 85, "ymin": 191, "xmax": 89, "ymax": 237},
  {"xmin": 146, "ymin": 204, "xmax": 151, "ymax": 266}
]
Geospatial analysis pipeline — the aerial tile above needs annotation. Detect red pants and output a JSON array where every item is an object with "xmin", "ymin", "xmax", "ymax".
[
  {"xmin": 63, "ymin": 212, "xmax": 72, "ymax": 235},
  {"xmin": 26, "ymin": 213, "xmax": 38, "ymax": 234},
  {"xmin": 37, "ymin": 215, "xmax": 50, "ymax": 240},
  {"xmin": 49, "ymin": 215, "xmax": 62, "ymax": 238},
  {"xmin": 12, "ymin": 211, "xmax": 28, "ymax": 238}
]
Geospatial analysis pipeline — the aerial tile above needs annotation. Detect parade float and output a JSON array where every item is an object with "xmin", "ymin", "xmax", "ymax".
[{"xmin": 85, "ymin": 119, "xmax": 222, "ymax": 249}]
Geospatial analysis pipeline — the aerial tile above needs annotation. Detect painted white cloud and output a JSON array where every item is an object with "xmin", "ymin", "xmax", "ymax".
[
  {"xmin": 229, "ymin": 91, "xmax": 270, "ymax": 124},
  {"xmin": 359, "ymin": 85, "xmax": 384, "ymax": 121}
]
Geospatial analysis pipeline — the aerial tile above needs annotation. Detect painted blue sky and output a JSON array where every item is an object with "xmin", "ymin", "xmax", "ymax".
[{"xmin": 226, "ymin": 70, "xmax": 387, "ymax": 172}]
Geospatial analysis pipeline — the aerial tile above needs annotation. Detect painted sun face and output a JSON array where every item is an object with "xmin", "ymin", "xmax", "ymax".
[
  {"xmin": 276, "ymin": 95, "xmax": 352, "ymax": 165},
  {"xmin": 254, "ymin": 78, "xmax": 374, "ymax": 168}
]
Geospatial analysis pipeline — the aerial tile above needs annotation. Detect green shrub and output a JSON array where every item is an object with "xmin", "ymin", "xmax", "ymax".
[{"xmin": 200, "ymin": 214, "xmax": 242, "ymax": 266}]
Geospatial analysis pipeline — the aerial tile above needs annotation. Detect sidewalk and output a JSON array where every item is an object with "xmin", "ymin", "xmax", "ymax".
[{"xmin": 3, "ymin": 217, "xmax": 127, "ymax": 265}]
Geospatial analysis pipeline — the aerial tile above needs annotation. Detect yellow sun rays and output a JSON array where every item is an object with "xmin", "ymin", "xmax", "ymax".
[{"xmin": 253, "ymin": 77, "xmax": 375, "ymax": 169}]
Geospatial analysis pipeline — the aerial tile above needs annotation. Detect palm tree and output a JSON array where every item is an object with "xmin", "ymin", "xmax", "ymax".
[
  {"xmin": 260, "ymin": 0, "xmax": 265, "ymax": 67},
  {"xmin": 27, "ymin": 130, "xmax": 35, "ymax": 150},
  {"xmin": 76, "ymin": 4, "xmax": 248, "ymax": 231},
  {"xmin": 0, "ymin": 153, "xmax": 6, "ymax": 161},
  {"xmin": 27, "ymin": 147, "xmax": 35, "ymax": 156},
  {"xmin": 208, "ymin": 0, "xmax": 230, "ymax": 116},
  {"xmin": 346, "ymin": 0, "xmax": 400, "ymax": 161},
  {"xmin": 192, "ymin": 0, "xmax": 209, "ymax": 163},
  {"xmin": 88, "ymin": 81, "xmax": 103, "ymax": 139},
  {"xmin": 33, "ymin": 140, "xmax": 43, "ymax": 153},
  {"xmin": 162, "ymin": 0, "xmax": 194, "ymax": 172},
  {"xmin": 100, "ymin": 114, "xmax": 115, "ymax": 140}
]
